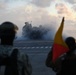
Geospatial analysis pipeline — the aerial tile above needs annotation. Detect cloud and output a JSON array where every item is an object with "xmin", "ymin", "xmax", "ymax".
[
  {"xmin": 0, "ymin": 0, "xmax": 76, "ymax": 39},
  {"xmin": 55, "ymin": 3, "xmax": 76, "ymax": 20},
  {"xmin": 0, "ymin": 0, "xmax": 30, "ymax": 9},
  {"xmin": 64, "ymin": 0, "xmax": 76, "ymax": 4},
  {"xmin": 63, "ymin": 20, "xmax": 76, "ymax": 38},
  {"xmin": 55, "ymin": 3, "xmax": 69, "ymax": 14},
  {"xmin": 72, "ymin": 4, "xmax": 76, "ymax": 11},
  {"xmin": 31, "ymin": 0, "xmax": 52, "ymax": 7},
  {"xmin": 0, "ymin": 1, "xmax": 7, "ymax": 11},
  {"xmin": 0, "ymin": 0, "xmax": 29, "ymax": 2},
  {"xmin": 0, "ymin": 4, "xmax": 59, "ymax": 37}
]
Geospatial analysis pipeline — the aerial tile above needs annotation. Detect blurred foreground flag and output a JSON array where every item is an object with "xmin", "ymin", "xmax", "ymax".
[{"xmin": 52, "ymin": 17, "xmax": 69, "ymax": 62}]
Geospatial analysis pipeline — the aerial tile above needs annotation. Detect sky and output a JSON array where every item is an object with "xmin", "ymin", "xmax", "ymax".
[{"xmin": 0, "ymin": 0, "xmax": 76, "ymax": 39}]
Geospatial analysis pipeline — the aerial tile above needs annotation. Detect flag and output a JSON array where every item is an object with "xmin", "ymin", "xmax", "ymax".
[{"xmin": 52, "ymin": 17, "xmax": 69, "ymax": 63}]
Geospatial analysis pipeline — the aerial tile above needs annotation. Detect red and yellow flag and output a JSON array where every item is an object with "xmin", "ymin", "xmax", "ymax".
[{"xmin": 52, "ymin": 17, "xmax": 69, "ymax": 62}]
